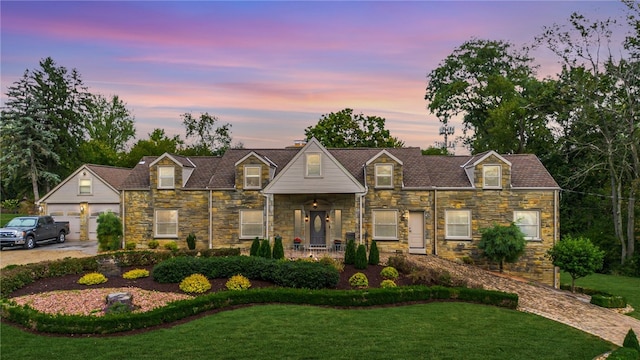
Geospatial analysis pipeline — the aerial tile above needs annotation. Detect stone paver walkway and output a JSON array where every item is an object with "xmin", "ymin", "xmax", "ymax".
[{"xmin": 407, "ymin": 254, "xmax": 640, "ymax": 347}]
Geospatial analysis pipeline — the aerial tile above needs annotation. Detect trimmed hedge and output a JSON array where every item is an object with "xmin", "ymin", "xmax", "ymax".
[
  {"xmin": 590, "ymin": 294, "xmax": 627, "ymax": 308},
  {"xmin": 152, "ymin": 256, "xmax": 340, "ymax": 289},
  {"xmin": 0, "ymin": 285, "xmax": 518, "ymax": 335},
  {"xmin": 0, "ymin": 248, "xmax": 240, "ymax": 298}
]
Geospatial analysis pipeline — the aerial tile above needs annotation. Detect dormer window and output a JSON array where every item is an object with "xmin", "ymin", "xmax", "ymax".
[
  {"xmin": 79, "ymin": 178, "xmax": 92, "ymax": 195},
  {"xmin": 306, "ymin": 153, "xmax": 321, "ymax": 177},
  {"xmin": 244, "ymin": 165, "xmax": 261, "ymax": 189},
  {"xmin": 375, "ymin": 164, "xmax": 393, "ymax": 188},
  {"xmin": 483, "ymin": 165, "xmax": 501, "ymax": 188},
  {"xmin": 158, "ymin": 166, "xmax": 175, "ymax": 189}
]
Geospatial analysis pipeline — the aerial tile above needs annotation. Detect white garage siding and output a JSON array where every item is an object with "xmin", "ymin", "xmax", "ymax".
[
  {"xmin": 88, "ymin": 204, "xmax": 120, "ymax": 240},
  {"xmin": 48, "ymin": 205, "xmax": 81, "ymax": 241}
]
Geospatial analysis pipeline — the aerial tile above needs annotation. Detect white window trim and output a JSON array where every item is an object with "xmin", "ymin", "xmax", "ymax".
[
  {"xmin": 375, "ymin": 163, "xmax": 393, "ymax": 188},
  {"xmin": 305, "ymin": 153, "xmax": 322, "ymax": 177},
  {"xmin": 514, "ymin": 210, "xmax": 540, "ymax": 240},
  {"xmin": 445, "ymin": 210, "xmax": 472, "ymax": 240},
  {"xmin": 240, "ymin": 210, "xmax": 264, "ymax": 239},
  {"xmin": 244, "ymin": 165, "xmax": 262, "ymax": 189},
  {"xmin": 155, "ymin": 209, "xmax": 178, "ymax": 238},
  {"xmin": 158, "ymin": 166, "xmax": 175, "ymax": 189},
  {"xmin": 372, "ymin": 209, "xmax": 398, "ymax": 240},
  {"xmin": 79, "ymin": 178, "xmax": 92, "ymax": 195},
  {"xmin": 483, "ymin": 165, "xmax": 501, "ymax": 189}
]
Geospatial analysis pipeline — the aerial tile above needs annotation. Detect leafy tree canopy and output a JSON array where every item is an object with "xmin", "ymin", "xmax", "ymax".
[
  {"xmin": 119, "ymin": 129, "xmax": 185, "ymax": 168},
  {"xmin": 478, "ymin": 223, "xmax": 526, "ymax": 272},
  {"xmin": 547, "ymin": 235, "xmax": 604, "ymax": 292},
  {"xmin": 181, "ymin": 112, "xmax": 231, "ymax": 156},
  {"xmin": 305, "ymin": 108, "xmax": 404, "ymax": 148}
]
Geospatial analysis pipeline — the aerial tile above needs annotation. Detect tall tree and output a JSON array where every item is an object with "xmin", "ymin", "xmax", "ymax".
[
  {"xmin": 180, "ymin": 112, "xmax": 231, "ymax": 156},
  {"xmin": 119, "ymin": 129, "xmax": 184, "ymax": 168},
  {"xmin": 425, "ymin": 39, "xmax": 554, "ymax": 154},
  {"xmin": 0, "ymin": 72, "xmax": 60, "ymax": 202},
  {"xmin": 85, "ymin": 94, "xmax": 136, "ymax": 153},
  {"xmin": 0, "ymin": 57, "xmax": 90, "ymax": 201},
  {"xmin": 537, "ymin": 8, "xmax": 639, "ymax": 261},
  {"xmin": 304, "ymin": 108, "xmax": 404, "ymax": 148}
]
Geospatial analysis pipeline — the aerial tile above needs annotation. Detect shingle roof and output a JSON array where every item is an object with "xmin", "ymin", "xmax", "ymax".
[
  {"xmin": 118, "ymin": 148, "xmax": 559, "ymax": 190},
  {"xmin": 85, "ymin": 164, "xmax": 132, "ymax": 190}
]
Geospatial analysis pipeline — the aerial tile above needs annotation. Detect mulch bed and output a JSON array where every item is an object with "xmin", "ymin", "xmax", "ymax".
[{"xmin": 5, "ymin": 263, "xmax": 414, "ymax": 337}]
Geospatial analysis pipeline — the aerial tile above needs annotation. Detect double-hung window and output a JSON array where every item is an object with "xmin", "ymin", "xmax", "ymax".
[
  {"xmin": 244, "ymin": 165, "xmax": 261, "ymax": 189},
  {"xmin": 373, "ymin": 210, "xmax": 397, "ymax": 240},
  {"xmin": 514, "ymin": 211, "xmax": 540, "ymax": 240},
  {"xmin": 306, "ymin": 153, "xmax": 321, "ymax": 177},
  {"xmin": 483, "ymin": 165, "xmax": 501, "ymax": 188},
  {"xmin": 79, "ymin": 178, "xmax": 92, "ymax": 195},
  {"xmin": 155, "ymin": 210, "xmax": 178, "ymax": 237},
  {"xmin": 375, "ymin": 164, "xmax": 393, "ymax": 188},
  {"xmin": 445, "ymin": 210, "xmax": 471, "ymax": 239},
  {"xmin": 158, "ymin": 166, "xmax": 175, "ymax": 189},
  {"xmin": 240, "ymin": 210, "xmax": 263, "ymax": 239}
]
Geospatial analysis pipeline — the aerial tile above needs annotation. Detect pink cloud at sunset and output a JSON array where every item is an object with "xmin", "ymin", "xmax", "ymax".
[{"xmin": 1, "ymin": 1, "xmax": 629, "ymax": 151}]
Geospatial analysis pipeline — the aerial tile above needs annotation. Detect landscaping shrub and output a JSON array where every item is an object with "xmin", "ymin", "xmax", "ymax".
[
  {"xmin": 163, "ymin": 241, "xmax": 178, "ymax": 251},
  {"xmin": 590, "ymin": 294, "xmax": 627, "ymax": 308},
  {"xmin": 478, "ymin": 222, "xmax": 526, "ymax": 272},
  {"xmin": 344, "ymin": 239, "xmax": 356, "ymax": 265},
  {"xmin": 318, "ymin": 255, "xmax": 344, "ymax": 272},
  {"xmin": 380, "ymin": 279, "xmax": 397, "ymax": 288},
  {"xmin": 386, "ymin": 255, "xmax": 417, "ymax": 274},
  {"xmin": 368, "ymin": 240, "xmax": 379, "ymax": 265},
  {"xmin": 623, "ymin": 328, "xmax": 640, "ymax": 352},
  {"xmin": 78, "ymin": 273, "xmax": 107, "ymax": 285},
  {"xmin": 125, "ymin": 241, "xmax": 137, "ymax": 250},
  {"xmin": 97, "ymin": 212, "xmax": 123, "ymax": 251},
  {"xmin": 408, "ymin": 267, "xmax": 467, "ymax": 288},
  {"xmin": 179, "ymin": 273, "xmax": 211, "ymax": 294},
  {"xmin": 547, "ymin": 235, "xmax": 605, "ymax": 292},
  {"xmin": 105, "ymin": 302, "xmax": 132, "ymax": 315},
  {"xmin": 122, "ymin": 269, "xmax": 150, "ymax": 279},
  {"xmin": 250, "ymin": 237, "xmax": 261, "ymax": 256},
  {"xmin": 273, "ymin": 260, "xmax": 340, "ymax": 289},
  {"xmin": 380, "ymin": 266, "xmax": 399, "ymax": 280},
  {"xmin": 186, "ymin": 233, "xmax": 196, "ymax": 250},
  {"xmin": 349, "ymin": 272, "xmax": 368, "ymax": 288},
  {"xmin": 272, "ymin": 235, "xmax": 284, "ymax": 260},
  {"xmin": 259, "ymin": 239, "xmax": 272, "ymax": 259},
  {"xmin": 355, "ymin": 244, "xmax": 368, "ymax": 270},
  {"xmin": 148, "ymin": 240, "xmax": 159, "ymax": 249},
  {"xmin": 226, "ymin": 274, "xmax": 252, "ymax": 291},
  {"xmin": 607, "ymin": 347, "xmax": 640, "ymax": 360}
]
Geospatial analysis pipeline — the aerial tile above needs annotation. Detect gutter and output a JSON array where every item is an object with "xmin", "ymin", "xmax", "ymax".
[{"xmin": 209, "ymin": 189, "xmax": 213, "ymax": 249}]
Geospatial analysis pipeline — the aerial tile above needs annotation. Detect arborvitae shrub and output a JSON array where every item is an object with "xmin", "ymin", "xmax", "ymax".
[
  {"xmin": 623, "ymin": 328, "xmax": 640, "ymax": 352},
  {"xmin": 355, "ymin": 244, "xmax": 368, "ymax": 270},
  {"xmin": 186, "ymin": 233, "xmax": 196, "ymax": 250},
  {"xmin": 250, "ymin": 237, "xmax": 261, "ymax": 256},
  {"xmin": 259, "ymin": 239, "xmax": 272, "ymax": 259},
  {"xmin": 97, "ymin": 212, "xmax": 123, "ymax": 251},
  {"xmin": 272, "ymin": 236, "xmax": 284, "ymax": 260},
  {"xmin": 368, "ymin": 240, "xmax": 380, "ymax": 265},
  {"xmin": 344, "ymin": 239, "xmax": 356, "ymax": 265}
]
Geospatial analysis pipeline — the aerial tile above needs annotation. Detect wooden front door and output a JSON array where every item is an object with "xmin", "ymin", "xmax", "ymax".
[{"xmin": 309, "ymin": 211, "xmax": 326, "ymax": 248}]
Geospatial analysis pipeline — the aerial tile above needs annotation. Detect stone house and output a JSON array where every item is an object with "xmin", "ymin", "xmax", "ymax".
[{"xmin": 116, "ymin": 138, "xmax": 560, "ymax": 286}]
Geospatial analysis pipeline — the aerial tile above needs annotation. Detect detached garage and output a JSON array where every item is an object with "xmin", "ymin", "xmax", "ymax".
[{"xmin": 38, "ymin": 164, "xmax": 131, "ymax": 241}]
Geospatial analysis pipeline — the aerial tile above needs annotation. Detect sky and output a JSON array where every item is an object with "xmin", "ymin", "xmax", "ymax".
[{"xmin": 0, "ymin": 1, "xmax": 630, "ymax": 152}]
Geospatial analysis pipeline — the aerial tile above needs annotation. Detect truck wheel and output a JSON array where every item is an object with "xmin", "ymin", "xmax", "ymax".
[
  {"xmin": 57, "ymin": 232, "xmax": 66, "ymax": 243},
  {"xmin": 24, "ymin": 236, "xmax": 35, "ymax": 250}
]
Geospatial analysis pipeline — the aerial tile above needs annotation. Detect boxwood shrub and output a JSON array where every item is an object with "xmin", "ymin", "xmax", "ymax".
[{"xmin": 590, "ymin": 294, "xmax": 627, "ymax": 308}]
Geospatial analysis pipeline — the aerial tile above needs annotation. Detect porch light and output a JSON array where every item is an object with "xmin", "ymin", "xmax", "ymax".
[
  {"xmin": 305, "ymin": 214, "xmax": 309, "ymax": 222},
  {"xmin": 326, "ymin": 214, "xmax": 330, "ymax": 222},
  {"xmin": 312, "ymin": 199, "xmax": 318, "ymax": 208}
]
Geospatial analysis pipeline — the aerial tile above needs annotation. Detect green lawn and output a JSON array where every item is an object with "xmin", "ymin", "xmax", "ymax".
[
  {"xmin": 0, "ymin": 303, "xmax": 613, "ymax": 360},
  {"xmin": 0, "ymin": 213, "xmax": 26, "ymax": 227},
  {"xmin": 561, "ymin": 271, "xmax": 640, "ymax": 320}
]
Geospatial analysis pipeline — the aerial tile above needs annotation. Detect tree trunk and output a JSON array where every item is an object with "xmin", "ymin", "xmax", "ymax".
[
  {"xmin": 609, "ymin": 155, "xmax": 627, "ymax": 263},
  {"xmin": 627, "ymin": 186, "xmax": 636, "ymax": 260},
  {"xmin": 30, "ymin": 152, "xmax": 40, "ymax": 202}
]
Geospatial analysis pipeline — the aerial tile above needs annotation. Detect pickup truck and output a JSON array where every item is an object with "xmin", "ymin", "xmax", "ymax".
[{"xmin": 0, "ymin": 216, "xmax": 70, "ymax": 250}]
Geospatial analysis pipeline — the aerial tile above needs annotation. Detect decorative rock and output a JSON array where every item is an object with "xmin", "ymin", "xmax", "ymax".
[
  {"xmin": 97, "ymin": 258, "xmax": 121, "ymax": 277},
  {"xmin": 105, "ymin": 292, "xmax": 134, "ymax": 312}
]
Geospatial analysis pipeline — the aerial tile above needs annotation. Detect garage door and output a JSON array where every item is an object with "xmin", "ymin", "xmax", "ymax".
[
  {"xmin": 88, "ymin": 205, "xmax": 120, "ymax": 240},
  {"xmin": 48, "ymin": 205, "xmax": 81, "ymax": 241}
]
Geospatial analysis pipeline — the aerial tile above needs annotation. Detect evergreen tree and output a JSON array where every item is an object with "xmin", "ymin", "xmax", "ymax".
[
  {"xmin": 272, "ymin": 235, "xmax": 284, "ymax": 260},
  {"xmin": 344, "ymin": 239, "xmax": 356, "ymax": 265},
  {"xmin": 97, "ymin": 212, "xmax": 123, "ymax": 251},
  {"xmin": 355, "ymin": 244, "xmax": 368, "ymax": 270},
  {"xmin": 259, "ymin": 239, "xmax": 272, "ymax": 259},
  {"xmin": 368, "ymin": 240, "xmax": 380, "ymax": 265},
  {"xmin": 250, "ymin": 237, "xmax": 260, "ymax": 256}
]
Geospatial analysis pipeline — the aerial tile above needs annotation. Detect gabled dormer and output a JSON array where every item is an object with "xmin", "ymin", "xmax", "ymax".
[
  {"xmin": 365, "ymin": 150, "xmax": 403, "ymax": 190},
  {"xmin": 263, "ymin": 138, "xmax": 364, "ymax": 194},
  {"xmin": 234, "ymin": 152, "xmax": 275, "ymax": 190},
  {"xmin": 149, "ymin": 153, "xmax": 196, "ymax": 189},
  {"xmin": 462, "ymin": 151, "xmax": 512, "ymax": 189}
]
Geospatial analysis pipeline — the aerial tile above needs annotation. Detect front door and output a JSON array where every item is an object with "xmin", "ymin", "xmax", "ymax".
[
  {"xmin": 309, "ymin": 211, "xmax": 326, "ymax": 248},
  {"xmin": 408, "ymin": 211, "xmax": 426, "ymax": 254}
]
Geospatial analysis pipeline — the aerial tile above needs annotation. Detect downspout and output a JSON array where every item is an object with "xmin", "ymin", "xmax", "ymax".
[
  {"xmin": 121, "ymin": 190, "xmax": 126, "ymax": 249},
  {"xmin": 262, "ymin": 192, "xmax": 270, "ymax": 241},
  {"xmin": 433, "ymin": 188, "xmax": 437, "ymax": 256},
  {"xmin": 359, "ymin": 165, "xmax": 369, "ymax": 245},
  {"xmin": 209, "ymin": 190, "xmax": 213, "ymax": 249},
  {"xmin": 553, "ymin": 189, "xmax": 559, "ymax": 288}
]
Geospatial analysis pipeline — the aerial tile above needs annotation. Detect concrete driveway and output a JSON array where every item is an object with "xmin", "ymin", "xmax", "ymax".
[{"xmin": 0, "ymin": 239, "xmax": 98, "ymax": 267}]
